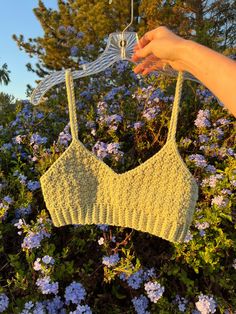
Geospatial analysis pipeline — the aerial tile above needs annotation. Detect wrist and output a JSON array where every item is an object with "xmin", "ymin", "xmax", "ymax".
[{"xmin": 176, "ymin": 39, "xmax": 198, "ymax": 74}]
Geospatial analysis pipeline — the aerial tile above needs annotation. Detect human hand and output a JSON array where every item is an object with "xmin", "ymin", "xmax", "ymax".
[{"xmin": 131, "ymin": 26, "xmax": 187, "ymax": 75}]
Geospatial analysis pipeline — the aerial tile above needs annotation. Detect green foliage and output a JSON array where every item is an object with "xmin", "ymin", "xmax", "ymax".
[{"xmin": 0, "ymin": 62, "xmax": 11, "ymax": 85}]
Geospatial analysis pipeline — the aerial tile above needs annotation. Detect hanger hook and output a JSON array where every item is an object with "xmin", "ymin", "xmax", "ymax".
[{"xmin": 109, "ymin": 0, "xmax": 134, "ymax": 36}]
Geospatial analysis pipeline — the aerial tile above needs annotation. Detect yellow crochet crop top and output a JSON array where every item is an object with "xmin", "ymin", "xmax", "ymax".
[{"xmin": 40, "ymin": 69, "xmax": 199, "ymax": 243}]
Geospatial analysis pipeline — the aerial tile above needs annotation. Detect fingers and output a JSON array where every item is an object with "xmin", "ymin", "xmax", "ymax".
[
  {"xmin": 133, "ymin": 55, "xmax": 159, "ymax": 73},
  {"xmin": 132, "ymin": 41, "xmax": 154, "ymax": 62},
  {"xmin": 134, "ymin": 59, "xmax": 167, "ymax": 75},
  {"xmin": 134, "ymin": 29, "xmax": 156, "ymax": 50}
]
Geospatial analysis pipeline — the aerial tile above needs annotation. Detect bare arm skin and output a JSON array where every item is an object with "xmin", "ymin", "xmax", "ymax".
[{"xmin": 131, "ymin": 26, "xmax": 236, "ymax": 118}]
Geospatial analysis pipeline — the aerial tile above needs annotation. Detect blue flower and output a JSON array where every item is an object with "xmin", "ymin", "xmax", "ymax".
[
  {"xmin": 105, "ymin": 114, "xmax": 123, "ymax": 124},
  {"xmin": 3, "ymin": 195, "xmax": 13, "ymax": 204},
  {"xmin": 86, "ymin": 44, "xmax": 94, "ymax": 51},
  {"xmin": 133, "ymin": 121, "xmax": 144, "ymax": 130},
  {"xmin": 36, "ymin": 276, "xmax": 59, "ymax": 295},
  {"xmin": 36, "ymin": 112, "xmax": 44, "ymax": 119},
  {"xmin": 27, "ymin": 180, "xmax": 40, "ymax": 191},
  {"xmin": 189, "ymin": 154, "xmax": 207, "ymax": 168},
  {"xmin": 43, "ymin": 295, "xmax": 65, "ymax": 313},
  {"xmin": 131, "ymin": 294, "xmax": 150, "ymax": 314},
  {"xmin": 71, "ymin": 46, "xmax": 79, "ymax": 56},
  {"xmin": 71, "ymin": 304, "xmax": 92, "ymax": 314},
  {"xmin": 42, "ymin": 255, "xmax": 55, "ymax": 265},
  {"xmin": 142, "ymin": 106, "xmax": 160, "ymax": 120},
  {"xmin": 0, "ymin": 143, "xmax": 13, "ymax": 151},
  {"xmin": 64, "ymin": 281, "xmax": 86, "ymax": 305},
  {"xmin": 198, "ymin": 134, "xmax": 210, "ymax": 143},
  {"xmin": 30, "ymin": 133, "xmax": 48, "ymax": 145},
  {"xmin": 102, "ymin": 253, "xmax": 120, "ymax": 268},
  {"xmin": 77, "ymin": 31, "xmax": 84, "ymax": 39},
  {"xmin": 67, "ymin": 26, "xmax": 76, "ymax": 34},
  {"xmin": 144, "ymin": 281, "xmax": 165, "ymax": 303},
  {"xmin": 22, "ymin": 232, "xmax": 44, "ymax": 250},
  {"xmin": 58, "ymin": 25, "xmax": 66, "ymax": 33},
  {"xmin": 174, "ymin": 295, "xmax": 188, "ymax": 313},
  {"xmin": 195, "ymin": 293, "xmax": 217, "ymax": 313},
  {"xmin": 97, "ymin": 224, "xmax": 109, "ymax": 231},
  {"xmin": 23, "ymin": 301, "xmax": 34, "ymax": 310},
  {"xmin": 0, "ymin": 293, "xmax": 9, "ymax": 312},
  {"xmin": 15, "ymin": 205, "xmax": 32, "ymax": 219},
  {"xmin": 127, "ymin": 269, "xmax": 145, "ymax": 289},
  {"xmin": 194, "ymin": 109, "xmax": 211, "ymax": 128},
  {"xmin": 149, "ymin": 88, "xmax": 164, "ymax": 101},
  {"xmin": 116, "ymin": 60, "xmax": 129, "ymax": 74}
]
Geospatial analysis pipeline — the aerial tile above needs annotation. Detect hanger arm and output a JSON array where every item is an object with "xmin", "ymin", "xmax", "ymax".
[{"xmin": 31, "ymin": 31, "xmax": 202, "ymax": 105}]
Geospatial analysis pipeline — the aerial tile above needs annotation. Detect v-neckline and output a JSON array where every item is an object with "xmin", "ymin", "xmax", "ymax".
[
  {"xmin": 40, "ymin": 70, "xmax": 194, "ymax": 182},
  {"xmin": 40, "ymin": 137, "xmax": 196, "ymax": 184},
  {"xmin": 73, "ymin": 137, "xmax": 173, "ymax": 177}
]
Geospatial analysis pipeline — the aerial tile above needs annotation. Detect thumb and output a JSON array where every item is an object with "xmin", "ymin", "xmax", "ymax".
[{"xmin": 132, "ymin": 42, "xmax": 154, "ymax": 61}]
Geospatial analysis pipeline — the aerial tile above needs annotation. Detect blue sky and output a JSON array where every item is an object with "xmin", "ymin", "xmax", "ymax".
[{"xmin": 0, "ymin": 1, "xmax": 58, "ymax": 100}]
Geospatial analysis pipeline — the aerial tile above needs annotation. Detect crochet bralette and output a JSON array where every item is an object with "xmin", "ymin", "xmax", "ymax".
[{"xmin": 40, "ymin": 69, "xmax": 199, "ymax": 243}]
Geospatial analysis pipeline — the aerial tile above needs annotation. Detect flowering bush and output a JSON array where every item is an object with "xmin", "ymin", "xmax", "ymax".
[{"xmin": 0, "ymin": 63, "xmax": 235, "ymax": 313}]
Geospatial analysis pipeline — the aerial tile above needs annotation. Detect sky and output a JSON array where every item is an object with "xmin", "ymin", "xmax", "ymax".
[{"xmin": 0, "ymin": 1, "xmax": 58, "ymax": 100}]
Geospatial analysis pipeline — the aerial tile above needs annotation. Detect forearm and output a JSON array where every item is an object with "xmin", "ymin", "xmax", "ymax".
[{"xmin": 178, "ymin": 40, "xmax": 236, "ymax": 118}]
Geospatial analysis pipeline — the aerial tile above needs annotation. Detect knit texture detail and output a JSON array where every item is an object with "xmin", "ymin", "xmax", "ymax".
[{"xmin": 40, "ymin": 69, "xmax": 199, "ymax": 243}]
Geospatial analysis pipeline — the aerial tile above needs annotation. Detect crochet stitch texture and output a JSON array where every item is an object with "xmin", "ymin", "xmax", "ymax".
[{"xmin": 40, "ymin": 69, "xmax": 199, "ymax": 243}]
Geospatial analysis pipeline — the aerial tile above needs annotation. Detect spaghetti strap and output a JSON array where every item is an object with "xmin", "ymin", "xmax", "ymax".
[
  {"xmin": 64, "ymin": 68, "xmax": 183, "ymax": 142},
  {"xmin": 166, "ymin": 71, "xmax": 184, "ymax": 142},
  {"xmin": 65, "ymin": 69, "xmax": 79, "ymax": 141}
]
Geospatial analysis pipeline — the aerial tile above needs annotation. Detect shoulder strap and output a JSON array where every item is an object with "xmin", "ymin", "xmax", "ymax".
[
  {"xmin": 64, "ymin": 68, "xmax": 183, "ymax": 142},
  {"xmin": 166, "ymin": 71, "xmax": 184, "ymax": 142},
  {"xmin": 65, "ymin": 69, "xmax": 79, "ymax": 141}
]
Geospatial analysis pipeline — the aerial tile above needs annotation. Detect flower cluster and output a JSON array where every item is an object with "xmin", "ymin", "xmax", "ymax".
[
  {"xmin": 21, "ymin": 229, "xmax": 51, "ymax": 250},
  {"xmin": 131, "ymin": 294, "xmax": 150, "ymax": 314},
  {"xmin": 30, "ymin": 133, "xmax": 48, "ymax": 145},
  {"xmin": 13, "ymin": 215, "xmax": 52, "ymax": 251},
  {"xmin": 36, "ymin": 275, "xmax": 59, "ymax": 295},
  {"xmin": 173, "ymin": 294, "xmax": 188, "ymax": 312},
  {"xmin": 119, "ymin": 267, "xmax": 156, "ymax": 289},
  {"xmin": 194, "ymin": 109, "xmax": 211, "ymax": 128},
  {"xmin": 142, "ymin": 106, "xmax": 161, "ymax": 120},
  {"xmin": 69, "ymin": 304, "xmax": 92, "ymax": 314},
  {"xmin": 13, "ymin": 170, "xmax": 28, "ymax": 185},
  {"xmin": 57, "ymin": 123, "xmax": 72, "ymax": 146},
  {"xmin": 184, "ymin": 230, "xmax": 193, "ymax": 243},
  {"xmin": 201, "ymin": 173, "xmax": 224, "ymax": 188},
  {"xmin": 20, "ymin": 295, "xmax": 65, "ymax": 313},
  {"xmin": 0, "ymin": 293, "xmax": 9, "ymax": 312},
  {"xmin": 33, "ymin": 255, "xmax": 55, "ymax": 273},
  {"xmin": 15, "ymin": 205, "xmax": 32, "ymax": 219},
  {"xmin": 189, "ymin": 154, "xmax": 208, "ymax": 168},
  {"xmin": 198, "ymin": 134, "xmax": 210, "ymax": 143},
  {"xmin": 133, "ymin": 121, "xmax": 144, "ymax": 130},
  {"xmin": 96, "ymin": 224, "xmax": 109, "ymax": 231},
  {"xmin": 127, "ymin": 269, "xmax": 145, "ymax": 289},
  {"xmin": 195, "ymin": 293, "xmax": 217, "ymax": 314},
  {"xmin": 64, "ymin": 281, "xmax": 86, "ymax": 305},
  {"xmin": 27, "ymin": 180, "xmax": 41, "ymax": 191},
  {"xmin": 195, "ymin": 221, "xmax": 210, "ymax": 236},
  {"xmin": 104, "ymin": 114, "xmax": 123, "ymax": 131},
  {"xmin": 144, "ymin": 281, "xmax": 165, "ymax": 303},
  {"xmin": 102, "ymin": 253, "xmax": 120, "ymax": 268},
  {"xmin": 211, "ymin": 195, "xmax": 228, "ymax": 208},
  {"xmin": 196, "ymin": 89, "xmax": 216, "ymax": 105},
  {"xmin": 92, "ymin": 141, "xmax": 124, "ymax": 161}
]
